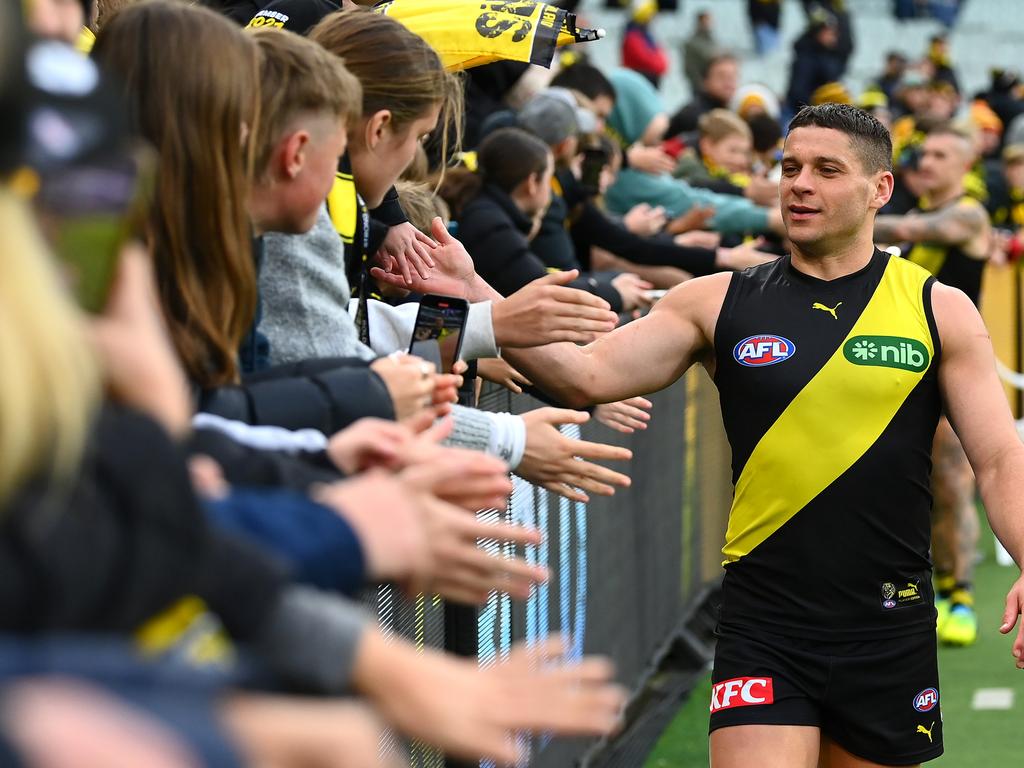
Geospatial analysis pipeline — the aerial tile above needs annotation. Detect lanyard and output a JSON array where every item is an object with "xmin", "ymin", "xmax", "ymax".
[{"xmin": 353, "ymin": 193, "xmax": 373, "ymax": 347}]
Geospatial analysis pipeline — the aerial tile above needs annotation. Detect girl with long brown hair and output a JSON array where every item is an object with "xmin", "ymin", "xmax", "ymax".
[{"xmin": 92, "ymin": 0, "xmax": 259, "ymax": 388}]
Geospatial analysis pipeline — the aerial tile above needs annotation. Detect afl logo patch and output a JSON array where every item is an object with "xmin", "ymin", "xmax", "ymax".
[
  {"xmin": 914, "ymin": 688, "xmax": 939, "ymax": 712},
  {"xmin": 733, "ymin": 335, "xmax": 796, "ymax": 367}
]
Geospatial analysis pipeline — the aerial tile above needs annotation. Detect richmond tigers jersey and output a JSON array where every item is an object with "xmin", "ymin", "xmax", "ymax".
[{"xmin": 713, "ymin": 251, "xmax": 942, "ymax": 640}]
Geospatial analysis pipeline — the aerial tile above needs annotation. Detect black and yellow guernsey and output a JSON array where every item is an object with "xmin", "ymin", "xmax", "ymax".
[
  {"xmin": 714, "ymin": 250, "xmax": 942, "ymax": 640},
  {"xmin": 904, "ymin": 195, "xmax": 985, "ymax": 306}
]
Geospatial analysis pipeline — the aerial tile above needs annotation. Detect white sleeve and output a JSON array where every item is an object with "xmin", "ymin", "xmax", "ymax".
[
  {"xmin": 192, "ymin": 412, "xmax": 329, "ymax": 455},
  {"xmin": 485, "ymin": 411, "xmax": 527, "ymax": 469},
  {"xmin": 350, "ymin": 299, "xmax": 498, "ymax": 360}
]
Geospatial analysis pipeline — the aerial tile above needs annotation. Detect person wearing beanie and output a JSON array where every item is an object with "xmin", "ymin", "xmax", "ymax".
[{"xmin": 621, "ymin": 0, "xmax": 667, "ymax": 89}]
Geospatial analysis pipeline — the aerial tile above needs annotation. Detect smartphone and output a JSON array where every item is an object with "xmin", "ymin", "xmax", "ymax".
[
  {"xmin": 643, "ymin": 289, "xmax": 668, "ymax": 303},
  {"xmin": 580, "ymin": 146, "xmax": 608, "ymax": 194},
  {"xmin": 409, "ymin": 294, "xmax": 470, "ymax": 374},
  {"xmin": 35, "ymin": 149, "xmax": 153, "ymax": 313}
]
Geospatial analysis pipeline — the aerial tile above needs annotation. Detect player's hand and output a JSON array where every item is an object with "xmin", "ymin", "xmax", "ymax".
[
  {"xmin": 999, "ymin": 572, "xmax": 1024, "ymax": 669},
  {"xmin": 376, "ymin": 221, "xmax": 437, "ymax": 284},
  {"xmin": 371, "ymin": 217, "xmax": 474, "ymax": 298}
]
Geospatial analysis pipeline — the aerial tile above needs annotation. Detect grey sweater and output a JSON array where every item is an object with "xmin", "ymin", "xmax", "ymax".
[{"xmin": 259, "ymin": 206, "xmax": 496, "ymax": 454}]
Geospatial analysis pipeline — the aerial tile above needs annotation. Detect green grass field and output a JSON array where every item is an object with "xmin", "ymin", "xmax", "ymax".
[{"xmin": 644, "ymin": 519, "xmax": 1023, "ymax": 767}]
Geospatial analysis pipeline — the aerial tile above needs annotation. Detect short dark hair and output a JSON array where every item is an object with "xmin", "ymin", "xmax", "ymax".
[
  {"xmin": 787, "ymin": 103, "xmax": 893, "ymax": 174},
  {"xmin": 549, "ymin": 63, "xmax": 615, "ymax": 103},
  {"xmin": 701, "ymin": 52, "xmax": 737, "ymax": 81},
  {"xmin": 478, "ymin": 127, "xmax": 550, "ymax": 193},
  {"xmin": 746, "ymin": 112, "xmax": 782, "ymax": 154}
]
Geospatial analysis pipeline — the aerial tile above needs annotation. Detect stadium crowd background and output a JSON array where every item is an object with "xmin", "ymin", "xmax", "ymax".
[{"xmin": 3, "ymin": 0, "xmax": 1024, "ymax": 765}]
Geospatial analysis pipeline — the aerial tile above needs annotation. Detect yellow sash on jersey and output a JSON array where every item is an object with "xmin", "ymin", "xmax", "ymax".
[
  {"xmin": 327, "ymin": 170, "xmax": 357, "ymax": 244},
  {"xmin": 723, "ymin": 257, "xmax": 935, "ymax": 563}
]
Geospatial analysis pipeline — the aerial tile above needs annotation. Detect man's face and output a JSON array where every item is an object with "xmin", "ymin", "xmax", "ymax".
[
  {"xmin": 704, "ymin": 59, "xmax": 738, "ymax": 104},
  {"xmin": 780, "ymin": 126, "xmax": 886, "ymax": 254},
  {"xmin": 917, "ymin": 133, "xmax": 970, "ymax": 195}
]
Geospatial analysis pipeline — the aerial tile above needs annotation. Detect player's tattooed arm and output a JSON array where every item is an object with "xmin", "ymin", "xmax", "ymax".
[{"xmin": 874, "ymin": 202, "xmax": 987, "ymax": 245}]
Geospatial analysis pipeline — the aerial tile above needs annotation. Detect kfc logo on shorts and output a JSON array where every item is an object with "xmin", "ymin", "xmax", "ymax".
[
  {"xmin": 733, "ymin": 335, "xmax": 795, "ymax": 367},
  {"xmin": 710, "ymin": 677, "xmax": 775, "ymax": 712},
  {"xmin": 913, "ymin": 687, "xmax": 939, "ymax": 713}
]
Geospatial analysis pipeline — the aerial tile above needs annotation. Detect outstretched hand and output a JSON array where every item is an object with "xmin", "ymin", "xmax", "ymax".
[
  {"xmin": 595, "ymin": 397, "xmax": 653, "ymax": 434},
  {"xmin": 375, "ymin": 221, "xmax": 437, "ymax": 285},
  {"xmin": 492, "ymin": 270, "xmax": 619, "ymax": 347},
  {"xmin": 517, "ymin": 408, "xmax": 632, "ymax": 503},
  {"xmin": 371, "ymin": 217, "xmax": 475, "ymax": 298}
]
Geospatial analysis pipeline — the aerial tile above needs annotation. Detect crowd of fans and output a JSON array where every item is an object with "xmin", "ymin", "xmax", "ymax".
[{"xmin": 4, "ymin": 0, "xmax": 1024, "ymax": 763}]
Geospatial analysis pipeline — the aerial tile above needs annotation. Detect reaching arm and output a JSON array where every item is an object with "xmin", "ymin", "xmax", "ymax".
[
  {"xmin": 874, "ymin": 200, "xmax": 986, "ymax": 245},
  {"xmin": 934, "ymin": 282, "xmax": 1024, "ymax": 665},
  {"xmin": 500, "ymin": 273, "xmax": 729, "ymax": 407}
]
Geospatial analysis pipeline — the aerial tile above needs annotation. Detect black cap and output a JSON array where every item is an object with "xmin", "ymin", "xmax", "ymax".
[{"xmin": 246, "ymin": 0, "xmax": 341, "ymax": 34}]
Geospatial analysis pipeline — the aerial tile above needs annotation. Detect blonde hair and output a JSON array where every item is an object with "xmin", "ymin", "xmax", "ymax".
[
  {"xmin": 0, "ymin": 192, "xmax": 100, "ymax": 505},
  {"xmin": 310, "ymin": 9, "xmax": 464, "ymax": 163},
  {"xmin": 248, "ymin": 26, "xmax": 363, "ymax": 181},
  {"xmin": 396, "ymin": 180, "xmax": 449, "ymax": 234},
  {"xmin": 698, "ymin": 109, "xmax": 752, "ymax": 144}
]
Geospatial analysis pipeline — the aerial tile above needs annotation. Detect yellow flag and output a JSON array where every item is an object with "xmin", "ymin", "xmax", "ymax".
[{"xmin": 375, "ymin": 0, "xmax": 604, "ymax": 72}]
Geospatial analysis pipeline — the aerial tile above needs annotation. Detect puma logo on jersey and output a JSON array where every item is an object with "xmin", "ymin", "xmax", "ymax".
[
  {"xmin": 812, "ymin": 301, "xmax": 842, "ymax": 319},
  {"xmin": 917, "ymin": 722, "xmax": 935, "ymax": 743}
]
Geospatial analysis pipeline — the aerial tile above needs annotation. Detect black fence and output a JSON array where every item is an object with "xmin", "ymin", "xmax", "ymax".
[{"xmin": 373, "ymin": 372, "xmax": 731, "ymax": 767}]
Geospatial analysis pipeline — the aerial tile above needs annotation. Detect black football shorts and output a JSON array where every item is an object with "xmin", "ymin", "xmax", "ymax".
[{"xmin": 709, "ymin": 624, "xmax": 943, "ymax": 765}]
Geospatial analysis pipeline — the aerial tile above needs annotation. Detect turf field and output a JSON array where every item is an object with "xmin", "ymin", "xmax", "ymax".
[{"xmin": 644, "ymin": 517, "xmax": 1023, "ymax": 767}]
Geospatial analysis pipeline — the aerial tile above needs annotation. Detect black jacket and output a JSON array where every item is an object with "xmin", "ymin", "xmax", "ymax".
[
  {"xmin": 0, "ymin": 405, "xmax": 287, "ymax": 641},
  {"xmin": 786, "ymin": 32, "xmax": 845, "ymax": 113},
  {"xmin": 457, "ymin": 184, "xmax": 622, "ymax": 309},
  {"xmin": 553, "ymin": 168, "xmax": 719, "ymax": 276},
  {"xmin": 198, "ymin": 357, "xmax": 394, "ymax": 435}
]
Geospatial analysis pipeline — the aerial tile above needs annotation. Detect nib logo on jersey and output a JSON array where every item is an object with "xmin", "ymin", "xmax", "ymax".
[
  {"xmin": 843, "ymin": 335, "xmax": 930, "ymax": 372},
  {"xmin": 710, "ymin": 677, "xmax": 774, "ymax": 712},
  {"xmin": 733, "ymin": 334, "xmax": 795, "ymax": 367}
]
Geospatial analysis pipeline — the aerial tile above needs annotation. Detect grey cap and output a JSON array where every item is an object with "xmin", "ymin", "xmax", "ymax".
[{"xmin": 518, "ymin": 87, "xmax": 597, "ymax": 147}]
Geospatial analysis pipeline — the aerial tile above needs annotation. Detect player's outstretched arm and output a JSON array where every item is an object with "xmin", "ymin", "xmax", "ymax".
[
  {"xmin": 502, "ymin": 273, "xmax": 730, "ymax": 408},
  {"xmin": 933, "ymin": 282, "xmax": 1024, "ymax": 667}
]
